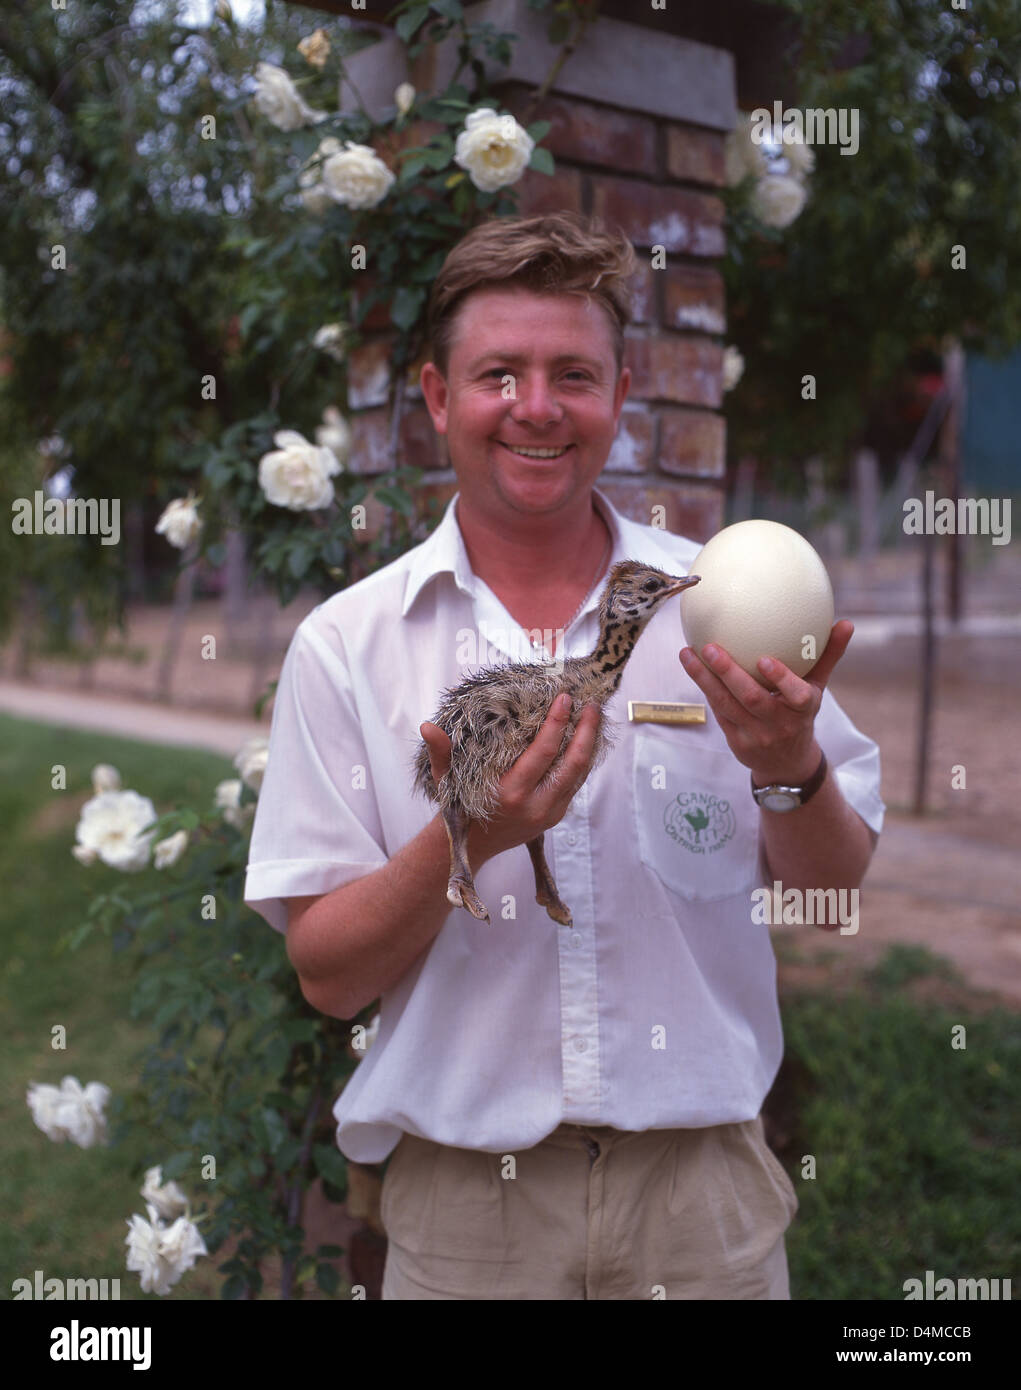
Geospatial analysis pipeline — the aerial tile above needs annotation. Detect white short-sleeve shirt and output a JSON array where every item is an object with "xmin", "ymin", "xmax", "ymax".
[{"xmin": 244, "ymin": 487, "xmax": 885, "ymax": 1163}]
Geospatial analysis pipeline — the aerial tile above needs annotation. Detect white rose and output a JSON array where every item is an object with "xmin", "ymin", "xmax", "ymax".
[
  {"xmin": 28, "ymin": 1077, "xmax": 110, "ymax": 1148},
  {"xmin": 140, "ymin": 1166, "xmax": 190, "ymax": 1221},
  {"xmin": 312, "ymin": 323, "xmax": 348, "ymax": 363},
  {"xmin": 72, "ymin": 844, "xmax": 98, "ymax": 866},
  {"xmin": 299, "ymin": 137, "xmax": 342, "ymax": 215},
  {"xmin": 125, "ymin": 1202, "xmax": 207, "ymax": 1296},
  {"xmin": 26, "ymin": 1082, "xmax": 66, "ymax": 1141},
  {"xmin": 315, "ymin": 406, "xmax": 351, "ymax": 469},
  {"xmin": 783, "ymin": 135, "xmax": 815, "ymax": 178},
  {"xmin": 258, "ymin": 429, "xmax": 341, "ymax": 510},
  {"xmin": 233, "ymin": 736, "xmax": 269, "ymax": 793},
  {"xmin": 725, "ymin": 113, "xmax": 769, "ymax": 186},
  {"xmin": 90, "ymin": 763, "xmax": 121, "ymax": 794},
  {"xmin": 155, "ymin": 495, "xmax": 202, "ymax": 550},
  {"xmin": 722, "ymin": 345, "xmax": 745, "ymax": 392},
  {"xmin": 153, "ymin": 830, "xmax": 189, "ymax": 870},
  {"xmin": 74, "ymin": 790, "xmax": 158, "ymax": 872},
  {"xmin": 751, "ymin": 173, "xmax": 807, "ymax": 229},
  {"xmin": 394, "ymin": 82, "xmax": 415, "ymax": 116},
  {"xmin": 252, "ymin": 61, "xmax": 328, "ymax": 132},
  {"xmin": 320, "ymin": 141, "xmax": 395, "ymax": 210},
  {"xmin": 214, "ymin": 778, "xmax": 252, "ymax": 829},
  {"xmin": 454, "ymin": 108, "xmax": 534, "ymax": 192},
  {"xmin": 299, "ymin": 178, "xmax": 333, "ymax": 216}
]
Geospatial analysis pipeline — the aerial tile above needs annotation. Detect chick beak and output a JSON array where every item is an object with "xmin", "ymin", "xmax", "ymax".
[{"xmin": 662, "ymin": 574, "xmax": 700, "ymax": 598}]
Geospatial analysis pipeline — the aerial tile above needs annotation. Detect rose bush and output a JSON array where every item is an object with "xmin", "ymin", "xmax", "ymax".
[{"xmin": 51, "ymin": 0, "xmax": 597, "ymax": 1300}]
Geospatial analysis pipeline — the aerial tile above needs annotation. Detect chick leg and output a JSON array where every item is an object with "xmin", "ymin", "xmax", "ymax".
[
  {"xmin": 441, "ymin": 803, "xmax": 491, "ymax": 924},
  {"xmin": 526, "ymin": 833, "xmax": 573, "ymax": 927}
]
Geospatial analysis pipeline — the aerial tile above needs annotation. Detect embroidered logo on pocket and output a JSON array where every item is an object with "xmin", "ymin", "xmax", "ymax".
[{"xmin": 665, "ymin": 792, "xmax": 736, "ymax": 855}]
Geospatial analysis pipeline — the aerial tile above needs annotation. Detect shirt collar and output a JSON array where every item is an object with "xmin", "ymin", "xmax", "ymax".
[{"xmin": 402, "ymin": 485, "xmax": 646, "ymax": 620}]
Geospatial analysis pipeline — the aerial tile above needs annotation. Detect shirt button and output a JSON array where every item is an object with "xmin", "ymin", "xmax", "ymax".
[
  {"xmin": 570, "ymin": 933, "xmax": 582, "ymax": 949},
  {"xmin": 567, "ymin": 833, "xmax": 577, "ymax": 845},
  {"xmin": 573, "ymin": 1038, "xmax": 587, "ymax": 1053}
]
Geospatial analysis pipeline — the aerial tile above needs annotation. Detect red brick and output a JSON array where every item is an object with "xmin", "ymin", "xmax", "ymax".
[
  {"xmin": 606, "ymin": 404, "xmax": 655, "ymax": 473},
  {"xmin": 501, "ymin": 87, "xmax": 658, "ymax": 177},
  {"xmin": 348, "ymin": 337, "xmax": 392, "ymax": 410},
  {"xmin": 515, "ymin": 165, "xmax": 583, "ymax": 217},
  {"xmin": 349, "ymin": 405, "xmax": 444, "ymax": 474},
  {"xmin": 592, "ymin": 176, "xmax": 725, "ymax": 256},
  {"xmin": 627, "ymin": 259, "xmax": 656, "ymax": 325},
  {"xmin": 624, "ymin": 333, "xmax": 723, "ymax": 408},
  {"xmin": 665, "ymin": 126, "xmax": 727, "ymax": 187},
  {"xmin": 596, "ymin": 479, "xmax": 724, "ymax": 544},
  {"xmin": 658, "ymin": 408, "xmax": 726, "ymax": 478},
  {"xmin": 663, "ymin": 264, "xmax": 726, "ymax": 334}
]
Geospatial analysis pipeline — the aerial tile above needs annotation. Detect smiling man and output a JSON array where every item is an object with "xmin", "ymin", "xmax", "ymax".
[{"xmin": 243, "ymin": 211, "xmax": 885, "ymax": 1301}]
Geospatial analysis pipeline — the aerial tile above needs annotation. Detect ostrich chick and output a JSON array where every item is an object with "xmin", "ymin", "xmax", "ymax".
[{"xmin": 411, "ymin": 560, "xmax": 700, "ymax": 927}]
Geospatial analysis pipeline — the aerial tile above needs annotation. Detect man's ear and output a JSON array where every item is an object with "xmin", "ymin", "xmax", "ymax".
[{"xmin": 419, "ymin": 361, "xmax": 449, "ymax": 434}]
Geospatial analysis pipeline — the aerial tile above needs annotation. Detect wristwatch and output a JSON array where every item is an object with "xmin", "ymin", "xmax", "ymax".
[{"xmin": 750, "ymin": 750, "xmax": 827, "ymax": 812}]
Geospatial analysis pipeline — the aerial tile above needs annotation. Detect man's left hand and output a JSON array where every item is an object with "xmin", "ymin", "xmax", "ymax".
[{"xmin": 678, "ymin": 620, "xmax": 854, "ymax": 786}]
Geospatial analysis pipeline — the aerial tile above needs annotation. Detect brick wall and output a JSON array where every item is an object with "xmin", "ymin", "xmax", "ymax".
[{"xmin": 342, "ymin": 7, "xmax": 733, "ymax": 546}]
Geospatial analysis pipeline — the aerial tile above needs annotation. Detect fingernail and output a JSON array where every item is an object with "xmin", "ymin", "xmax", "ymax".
[
  {"xmin": 557, "ymin": 693, "xmax": 571, "ymax": 714},
  {"xmin": 759, "ymin": 657, "xmax": 776, "ymax": 675},
  {"xmin": 703, "ymin": 644, "xmax": 720, "ymax": 663}
]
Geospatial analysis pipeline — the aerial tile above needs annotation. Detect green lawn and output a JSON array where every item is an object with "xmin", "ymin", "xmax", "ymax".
[
  {"xmin": 0, "ymin": 713, "xmax": 238, "ymax": 1301},
  {"xmin": 1, "ymin": 711, "xmax": 1017, "ymax": 1301}
]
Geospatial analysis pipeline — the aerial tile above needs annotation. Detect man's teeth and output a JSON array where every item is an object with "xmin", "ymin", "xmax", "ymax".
[{"xmin": 502, "ymin": 444, "xmax": 570, "ymax": 458}]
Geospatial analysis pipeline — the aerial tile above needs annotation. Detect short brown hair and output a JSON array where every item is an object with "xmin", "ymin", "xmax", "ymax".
[{"xmin": 426, "ymin": 211, "xmax": 637, "ymax": 378}]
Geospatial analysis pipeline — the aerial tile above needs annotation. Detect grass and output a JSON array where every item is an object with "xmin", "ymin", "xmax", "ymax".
[
  {"xmin": 1, "ymin": 711, "xmax": 1018, "ymax": 1301},
  {"xmin": 0, "ymin": 713, "xmax": 238, "ymax": 1301},
  {"xmin": 772, "ymin": 939, "xmax": 1020, "ymax": 1299}
]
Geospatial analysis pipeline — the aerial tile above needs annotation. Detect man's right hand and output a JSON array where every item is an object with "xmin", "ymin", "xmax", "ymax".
[{"xmin": 419, "ymin": 692, "xmax": 602, "ymax": 864}]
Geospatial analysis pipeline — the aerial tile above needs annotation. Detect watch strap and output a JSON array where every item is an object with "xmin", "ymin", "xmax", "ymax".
[{"xmin": 751, "ymin": 750, "xmax": 827, "ymax": 806}]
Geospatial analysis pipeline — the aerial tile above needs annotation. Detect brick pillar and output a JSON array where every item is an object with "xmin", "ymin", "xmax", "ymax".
[{"xmin": 341, "ymin": 0, "xmax": 735, "ymax": 545}]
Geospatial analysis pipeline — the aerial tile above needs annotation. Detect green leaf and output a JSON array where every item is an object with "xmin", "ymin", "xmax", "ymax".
[
  {"xmin": 316, "ymin": 1262, "xmax": 340, "ymax": 1295},
  {"xmin": 261, "ymin": 1107, "xmax": 288, "ymax": 1154},
  {"xmin": 395, "ymin": 7, "xmax": 430, "ymax": 43},
  {"xmin": 159, "ymin": 1151, "xmax": 193, "ymax": 1181},
  {"xmin": 287, "ymin": 540, "xmax": 314, "ymax": 579},
  {"xmin": 528, "ymin": 146, "xmax": 555, "ymax": 176},
  {"xmin": 431, "ymin": 0, "xmax": 463, "ymax": 18},
  {"xmin": 526, "ymin": 120, "xmax": 551, "ymax": 142},
  {"xmin": 389, "ymin": 286, "xmax": 426, "ymax": 331},
  {"xmin": 313, "ymin": 1143, "xmax": 348, "ymax": 1190}
]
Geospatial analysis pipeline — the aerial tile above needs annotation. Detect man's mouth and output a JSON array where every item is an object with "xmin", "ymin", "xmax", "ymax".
[{"xmin": 497, "ymin": 441, "xmax": 574, "ymax": 461}]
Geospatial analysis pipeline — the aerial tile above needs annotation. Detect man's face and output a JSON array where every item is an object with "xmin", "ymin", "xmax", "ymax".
[{"xmin": 419, "ymin": 286, "xmax": 630, "ymax": 520}]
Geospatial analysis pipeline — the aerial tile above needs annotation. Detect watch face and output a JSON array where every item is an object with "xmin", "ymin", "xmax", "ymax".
[{"xmin": 762, "ymin": 789, "xmax": 800, "ymax": 812}]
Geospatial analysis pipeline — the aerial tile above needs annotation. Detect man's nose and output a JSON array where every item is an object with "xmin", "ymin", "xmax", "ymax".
[{"xmin": 507, "ymin": 374, "xmax": 565, "ymax": 426}]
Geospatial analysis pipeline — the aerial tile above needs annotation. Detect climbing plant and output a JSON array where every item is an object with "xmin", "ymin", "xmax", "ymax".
[{"xmin": 11, "ymin": 0, "xmax": 597, "ymax": 1300}]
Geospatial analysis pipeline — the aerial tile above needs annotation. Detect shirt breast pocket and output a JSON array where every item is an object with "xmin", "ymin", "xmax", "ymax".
[{"xmin": 632, "ymin": 728, "xmax": 763, "ymax": 903}]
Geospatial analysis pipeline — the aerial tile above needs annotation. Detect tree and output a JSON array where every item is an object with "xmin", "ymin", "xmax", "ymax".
[{"xmin": 721, "ymin": 0, "xmax": 1021, "ymax": 478}]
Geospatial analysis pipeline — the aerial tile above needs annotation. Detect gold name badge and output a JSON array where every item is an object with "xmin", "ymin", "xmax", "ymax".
[{"xmin": 628, "ymin": 700, "xmax": 706, "ymax": 726}]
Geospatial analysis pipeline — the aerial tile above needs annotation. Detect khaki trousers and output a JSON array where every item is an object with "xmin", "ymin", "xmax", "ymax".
[{"xmin": 380, "ymin": 1114, "xmax": 798, "ymax": 1300}]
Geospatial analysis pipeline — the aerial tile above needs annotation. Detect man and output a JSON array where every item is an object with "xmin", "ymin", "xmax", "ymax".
[{"xmin": 244, "ymin": 211, "xmax": 884, "ymax": 1300}]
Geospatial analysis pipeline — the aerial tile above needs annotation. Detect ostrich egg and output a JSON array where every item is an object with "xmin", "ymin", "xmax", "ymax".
[{"xmin": 680, "ymin": 519, "xmax": 834, "ymax": 687}]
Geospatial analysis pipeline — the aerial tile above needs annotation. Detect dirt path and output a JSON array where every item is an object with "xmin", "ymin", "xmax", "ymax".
[{"xmin": 2, "ymin": 628, "xmax": 1018, "ymax": 1009}]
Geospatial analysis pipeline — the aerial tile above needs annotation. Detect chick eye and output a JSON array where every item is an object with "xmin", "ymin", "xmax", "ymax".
[{"xmin": 642, "ymin": 579, "xmax": 660, "ymax": 593}]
